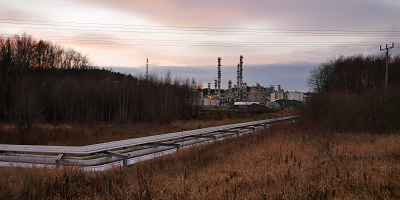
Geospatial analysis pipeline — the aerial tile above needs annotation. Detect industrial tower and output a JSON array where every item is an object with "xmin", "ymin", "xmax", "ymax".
[
  {"xmin": 239, "ymin": 55, "xmax": 243, "ymax": 90},
  {"xmin": 235, "ymin": 55, "xmax": 244, "ymax": 102},
  {"xmin": 146, "ymin": 58, "xmax": 148, "ymax": 81},
  {"xmin": 207, "ymin": 83, "xmax": 211, "ymax": 96},
  {"xmin": 217, "ymin": 57, "xmax": 221, "ymax": 97}
]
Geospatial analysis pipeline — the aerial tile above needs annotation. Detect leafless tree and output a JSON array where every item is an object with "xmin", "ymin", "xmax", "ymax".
[{"xmin": 12, "ymin": 76, "xmax": 43, "ymax": 133}]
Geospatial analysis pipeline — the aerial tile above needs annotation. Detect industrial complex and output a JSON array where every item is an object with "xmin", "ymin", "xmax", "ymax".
[{"xmin": 200, "ymin": 56, "xmax": 310, "ymax": 109}]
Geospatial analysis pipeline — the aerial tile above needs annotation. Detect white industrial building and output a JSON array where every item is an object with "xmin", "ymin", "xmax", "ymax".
[
  {"xmin": 270, "ymin": 92, "xmax": 284, "ymax": 101},
  {"xmin": 287, "ymin": 92, "xmax": 305, "ymax": 102},
  {"xmin": 202, "ymin": 97, "xmax": 220, "ymax": 106}
]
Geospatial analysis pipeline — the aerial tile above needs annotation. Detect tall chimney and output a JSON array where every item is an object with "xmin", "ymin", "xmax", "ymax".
[
  {"xmin": 207, "ymin": 83, "xmax": 211, "ymax": 96},
  {"xmin": 239, "ymin": 55, "xmax": 243, "ymax": 90},
  {"xmin": 217, "ymin": 57, "xmax": 221, "ymax": 97},
  {"xmin": 237, "ymin": 64, "xmax": 240, "ymax": 89}
]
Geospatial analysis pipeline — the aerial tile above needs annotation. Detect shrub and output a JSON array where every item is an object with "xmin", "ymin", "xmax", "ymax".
[{"xmin": 300, "ymin": 86, "xmax": 400, "ymax": 133}]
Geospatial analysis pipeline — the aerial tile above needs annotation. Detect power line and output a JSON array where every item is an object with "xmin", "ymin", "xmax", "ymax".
[
  {"xmin": 5, "ymin": 24, "xmax": 399, "ymax": 37},
  {"xmin": 2, "ymin": 18, "xmax": 399, "ymax": 34},
  {"xmin": 1, "ymin": 19, "xmax": 400, "ymax": 36},
  {"xmin": 1, "ymin": 18, "xmax": 399, "ymax": 49},
  {"xmin": 1, "ymin": 33, "xmax": 395, "ymax": 48},
  {"xmin": 1, "ymin": 34, "xmax": 392, "ymax": 48}
]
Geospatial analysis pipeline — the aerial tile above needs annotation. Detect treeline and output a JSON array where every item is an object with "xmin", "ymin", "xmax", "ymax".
[
  {"xmin": 0, "ymin": 34, "xmax": 199, "ymax": 132},
  {"xmin": 302, "ymin": 53, "xmax": 400, "ymax": 133},
  {"xmin": 307, "ymin": 54, "xmax": 400, "ymax": 93},
  {"xmin": 300, "ymin": 87, "xmax": 400, "ymax": 133}
]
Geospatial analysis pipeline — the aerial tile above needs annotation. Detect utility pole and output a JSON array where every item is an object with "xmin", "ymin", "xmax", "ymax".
[
  {"xmin": 380, "ymin": 43, "xmax": 394, "ymax": 96},
  {"xmin": 146, "ymin": 58, "xmax": 149, "ymax": 81}
]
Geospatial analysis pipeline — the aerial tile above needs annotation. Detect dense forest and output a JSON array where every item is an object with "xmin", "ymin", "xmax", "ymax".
[
  {"xmin": 307, "ymin": 54, "xmax": 400, "ymax": 93},
  {"xmin": 303, "ymin": 53, "xmax": 400, "ymax": 133},
  {"xmin": 0, "ymin": 34, "xmax": 199, "ymax": 132}
]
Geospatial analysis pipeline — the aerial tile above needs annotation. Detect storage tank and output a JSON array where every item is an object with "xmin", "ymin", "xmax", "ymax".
[{"xmin": 271, "ymin": 92, "xmax": 284, "ymax": 101}]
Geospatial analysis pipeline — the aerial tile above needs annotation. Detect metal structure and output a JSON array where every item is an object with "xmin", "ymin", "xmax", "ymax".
[
  {"xmin": 237, "ymin": 64, "xmax": 240, "ymax": 90},
  {"xmin": 239, "ymin": 55, "xmax": 243, "ymax": 90},
  {"xmin": 203, "ymin": 55, "xmax": 288, "ymax": 105},
  {"xmin": 146, "ymin": 58, "xmax": 148, "ymax": 81},
  {"xmin": 380, "ymin": 43, "xmax": 394, "ymax": 96},
  {"xmin": 233, "ymin": 55, "xmax": 245, "ymax": 102},
  {"xmin": 217, "ymin": 57, "xmax": 221, "ymax": 97},
  {"xmin": 0, "ymin": 116, "xmax": 297, "ymax": 171},
  {"xmin": 207, "ymin": 82, "xmax": 211, "ymax": 96}
]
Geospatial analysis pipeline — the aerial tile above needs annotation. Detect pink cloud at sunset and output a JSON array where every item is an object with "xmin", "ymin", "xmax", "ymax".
[{"xmin": 1, "ymin": 0, "xmax": 399, "ymax": 90}]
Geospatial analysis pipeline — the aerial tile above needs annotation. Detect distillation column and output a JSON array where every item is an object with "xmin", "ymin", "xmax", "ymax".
[
  {"xmin": 207, "ymin": 83, "xmax": 211, "ymax": 96},
  {"xmin": 238, "ymin": 55, "xmax": 244, "ymax": 101},
  {"xmin": 217, "ymin": 57, "xmax": 221, "ymax": 97}
]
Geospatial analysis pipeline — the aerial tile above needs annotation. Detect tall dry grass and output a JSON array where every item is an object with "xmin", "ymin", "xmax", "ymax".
[
  {"xmin": 0, "ymin": 111, "xmax": 291, "ymax": 146},
  {"xmin": 1, "ymin": 123, "xmax": 400, "ymax": 199},
  {"xmin": 300, "ymin": 86, "xmax": 400, "ymax": 133}
]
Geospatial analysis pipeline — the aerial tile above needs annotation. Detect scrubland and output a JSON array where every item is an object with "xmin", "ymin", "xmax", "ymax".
[
  {"xmin": 0, "ymin": 110, "xmax": 286, "ymax": 146},
  {"xmin": 1, "ymin": 122, "xmax": 400, "ymax": 199}
]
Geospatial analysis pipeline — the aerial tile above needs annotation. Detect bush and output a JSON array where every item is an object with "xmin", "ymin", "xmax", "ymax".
[{"xmin": 299, "ymin": 86, "xmax": 400, "ymax": 133}]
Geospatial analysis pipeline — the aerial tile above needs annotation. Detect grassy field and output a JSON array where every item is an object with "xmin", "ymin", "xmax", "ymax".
[
  {"xmin": 0, "ymin": 110, "xmax": 289, "ymax": 146},
  {"xmin": 1, "ymin": 122, "xmax": 400, "ymax": 199}
]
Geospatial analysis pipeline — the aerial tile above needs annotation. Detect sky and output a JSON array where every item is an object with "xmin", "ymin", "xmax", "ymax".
[{"xmin": 1, "ymin": 0, "xmax": 400, "ymax": 91}]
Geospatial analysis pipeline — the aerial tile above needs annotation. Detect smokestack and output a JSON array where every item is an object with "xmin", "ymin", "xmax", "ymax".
[
  {"xmin": 239, "ymin": 55, "xmax": 243, "ymax": 90},
  {"xmin": 270, "ymin": 85, "xmax": 275, "ymax": 92},
  {"xmin": 237, "ymin": 64, "xmax": 240, "ymax": 89},
  {"xmin": 228, "ymin": 79, "xmax": 232, "ymax": 89},
  {"xmin": 207, "ymin": 83, "xmax": 211, "ymax": 96},
  {"xmin": 217, "ymin": 57, "xmax": 221, "ymax": 97},
  {"xmin": 146, "ymin": 58, "xmax": 148, "ymax": 81}
]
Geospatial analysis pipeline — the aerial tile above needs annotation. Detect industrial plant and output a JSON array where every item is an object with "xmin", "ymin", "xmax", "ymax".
[{"xmin": 200, "ymin": 55, "xmax": 308, "ymax": 109}]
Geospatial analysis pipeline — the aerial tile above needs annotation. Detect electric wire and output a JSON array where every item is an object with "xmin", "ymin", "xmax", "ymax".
[
  {"xmin": 2, "ymin": 18, "xmax": 400, "ymax": 34},
  {"xmin": 1, "ymin": 33, "xmax": 394, "ymax": 48},
  {"xmin": 1, "ymin": 19, "xmax": 399, "ymax": 48},
  {"xmin": 1, "ymin": 19, "xmax": 400, "ymax": 36}
]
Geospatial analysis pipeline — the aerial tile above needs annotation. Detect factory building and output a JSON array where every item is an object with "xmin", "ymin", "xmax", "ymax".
[
  {"xmin": 202, "ymin": 96, "xmax": 220, "ymax": 106},
  {"xmin": 246, "ymin": 91, "xmax": 261, "ymax": 102},
  {"xmin": 271, "ymin": 92, "xmax": 284, "ymax": 101},
  {"xmin": 202, "ymin": 55, "xmax": 296, "ymax": 107},
  {"xmin": 287, "ymin": 92, "xmax": 305, "ymax": 102}
]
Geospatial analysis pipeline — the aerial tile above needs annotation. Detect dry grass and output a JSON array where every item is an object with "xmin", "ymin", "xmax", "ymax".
[
  {"xmin": 0, "ymin": 111, "xmax": 292, "ymax": 146},
  {"xmin": 1, "ymin": 123, "xmax": 400, "ymax": 199}
]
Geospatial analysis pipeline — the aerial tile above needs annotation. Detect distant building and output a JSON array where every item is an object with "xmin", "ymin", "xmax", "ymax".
[
  {"xmin": 202, "ymin": 96, "xmax": 220, "ymax": 106},
  {"xmin": 271, "ymin": 92, "xmax": 284, "ymax": 101},
  {"xmin": 283, "ymin": 100, "xmax": 302, "ymax": 110},
  {"xmin": 234, "ymin": 102, "xmax": 259, "ymax": 108},
  {"xmin": 287, "ymin": 92, "xmax": 304, "ymax": 102},
  {"xmin": 266, "ymin": 102, "xmax": 281, "ymax": 110},
  {"xmin": 246, "ymin": 91, "xmax": 261, "ymax": 103},
  {"xmin": 191, "ymin": 90, "xmax": 203, "ymax": 106}
]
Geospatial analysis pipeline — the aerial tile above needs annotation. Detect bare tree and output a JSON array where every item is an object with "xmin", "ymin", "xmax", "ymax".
[{"xmin": 12, "ymin": 76, "xmax": 43, "ymax": 133}]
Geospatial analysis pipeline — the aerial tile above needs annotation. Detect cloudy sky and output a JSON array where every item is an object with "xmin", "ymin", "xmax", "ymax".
[{"xmin": 1, "ymin": 0, "xmax": 400, "ymax": 91}]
